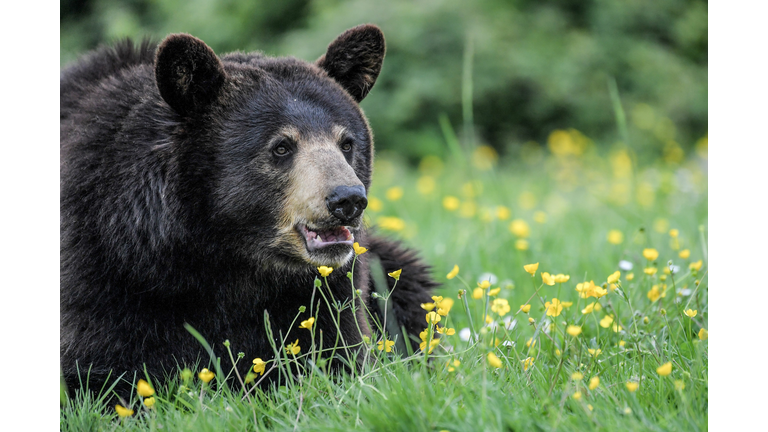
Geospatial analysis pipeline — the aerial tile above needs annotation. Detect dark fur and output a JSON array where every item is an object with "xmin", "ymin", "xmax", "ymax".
[{"xmin": 60, "ymin": 25, "xmax": 435, "ymax": 399}]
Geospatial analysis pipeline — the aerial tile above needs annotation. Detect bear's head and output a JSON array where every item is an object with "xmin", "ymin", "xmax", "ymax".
[{"xmin": 154, "ymin": 25, "xmax": 385, "ymax": 270}]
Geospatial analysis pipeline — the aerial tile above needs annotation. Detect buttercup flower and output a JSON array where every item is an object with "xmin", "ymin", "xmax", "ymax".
[
  {"xmin": 447, "ymin": 265, "xmax": 460, "ymax": 279},
  {"xmin": 353, "ymin": 242, "xmax": 368, "ymax": 255},
  {"xmin": 607, "ymin": 271, "xmax": 620, "ymax": 284},
  {"xmin": 575, "ymin": 281, "xmax": 607, "ymax": 299},
  {"xmin": 684, "ymin": 309, "xmax": 697, "ymax": 318},
  {"xmin": 581, "ymin": 302, "xmax": 602, "ymax": 314},
  {"xmin": 388, "ymin": 269, "xmax": 402, "ymax": 280},
  {"xmin": 377, "ymin": 339, "xmax": 395, "ymax": 352},
  {"xmin": 566, "ymin": 325, "xmax": 582, "ymax": 337},
  {"xmin": 524, "ymin": 263, "xmax": 539, "ymax": 276},
  {"xmin": 515, "ymin": 239, "xmax": 529, "ymax": 251},
  {"xmin": 317, "ymin": 266, "xmax": 333, "ymax": 277},
  {"xmin": 587, "ymin": 348, "xmax": 602, "ymax": 357},
  {"xmin": 644, "ymin": 267, "xmax": 658, "ymax": 275},
  {"xmin": 491, "ymin": 298, "xmax": 511, "ymax": 316},
  {"xmin": 421, "ymin": 302, "xmax": 436, "ymax": 311},
  {"xmin": 679, "ymin": 249, "xmax": 691, "ymax": 259},
  {"xmin": 136, "ymin": 379, "xmax": 154, "ymax": 397},
  {"xmin": 488, "ymin": 287, "xmax": 501, "ymax": 296},
  {"xmin": 571, "ymin": 371, "xmax": 584, "ymax": 380},
  {"xmin": 647, "ymin": 285, "xmax": 662, "ymax": 302},
  {"xmin": 252, "ymin": 358, "xmax": 266, "ymax": 376},
  {"xmin": 143, "ymin": 397, "xmax": 156, "ymax": 408},
  {"xmin": 561, "ymin": 301, "xmax": 573, "ymax": 308},
  {"xmin": 607, "ymin": 230, "xmax": 624, "ymax": 245},
  {"xmin": 435, "ymin": 326, "xmax": 456, "ymax": 335},
  {"xmin": 689, "ymin": 260, "xmax": 703, "ymax": 271},
  {"xmin": 472, "ymin": 288, "xmax": 483, "ymax": 299},
  {"xmin": 656, "ymin": 362, "xmax": 672, "ymax": 376},
  {"xmin": 572, "ymin": 391, "xmax": 582, "ymax": 401},
  {"xmin": 698, "ymin": 328, "xmax": 708, "ymax": 340},
  {"xmin": 626, "ymin": 272, "xmax": 635, "ymax": 281},
  {"xmin": 436, "ymin": 297, "xmax": 454, "ymax": 316},
  {"xmin": 599, "ymin": 315, "xmax": 614, "ymax": 328},
  {"xmin": 386, "ymin": 186, "xmax": 403, "ymax": 201},
  {"xmin": 554, "ymin": 274, "xmax": 570, "ymax": 283},
  {"xmin": 526, "ymin": 338, "xmax": 536, "ymax": 348},
  {"xmin": 626, "ymin": 381, "xmax": 639, "ymax": 392},
  {"xmin": 299, "ymin": 317, "xmax": 315, "ymax": 330},
  {"xmin": 426, "ymin": 311, "xmax": 441, "ymax": 324},
  {"xmin": 522, "ymin": 357, "xmax": 534, "ymax": 371},
  {"xmin": 443, "ymin": 196, "xmax": 460, "ymax": 211},
  {"xmin": 520, "ymin": 304, "xmax": 531, "ymax": 313},
  {"xmin": 285, "ymin": 339, "xmax": 301, "ymax": 355},
  {"xmin": 478, "ymin": 280, "xmax": 491, "ymax": 289},
  {"xmin": 510, "ymin": 219, "xmax": 531, "ymax": 238},
  {"xmin": 674, "ymin": 380, "xmax": 685, "ymax": 391},
  {"xmin": 545, "ymin": 298, "xmax": 564, "ymax": 317},
  {"xmin": 643, "ymin": 248, "xmax": 659, "ymax": 261},
  {"xmin": 487, "ymin": 352, "xmax": 503, "ymax": 368},
  {"xmin": 589, "ymin": 376, "xmax": 600, "ymax": 390},
  {"xmin": 669, "ymin": 229, "xmax": 679, "ymax": 238},
  {"xmin": 115, "ymin": 404, "xmax": 134, "ymax": 417},
  {"xmin": 199, "ymin": 368, "xmax": 215, "ymax": 383},
  {"xmin": 541, "ymin": 272, "xmax": 555, "ymax": 286}
]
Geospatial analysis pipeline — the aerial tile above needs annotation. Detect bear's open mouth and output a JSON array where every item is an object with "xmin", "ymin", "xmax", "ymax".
[{"xmin": 298, "ymin": 224, "xmax": 354, "ymax": 251}]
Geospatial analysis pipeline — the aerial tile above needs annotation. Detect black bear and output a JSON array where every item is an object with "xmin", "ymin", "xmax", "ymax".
[{"xmin": 60, "ymin": 24, "xmax": 437, "ymax": 398}]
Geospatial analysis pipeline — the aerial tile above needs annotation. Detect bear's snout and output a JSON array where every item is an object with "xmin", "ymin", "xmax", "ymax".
[{"xmin": 326, "ymin": 185, "xmax": 367, "ymax": 224}]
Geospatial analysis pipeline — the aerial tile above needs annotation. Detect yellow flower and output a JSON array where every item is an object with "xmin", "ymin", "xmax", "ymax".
[
  {"xmin": 674, "ymin": 380, "xmax": 685, "ymax": 391},
  {"xmin": 643, "ymin": 248, "xmax": 659, "ymax": 261},
  {"xmin": 561, "ymin": 301, "xmax": 573, "ymax": 308},
  {"xmin": 443, "ymin": 196, "xmax": 460, "ymax": 211},
  {"xmin": 689, "ymin": 260, "xmax": 703, "ymax": 271},
  {"xmin": 514, "ymin": 238, "xmax": 530, "ymax": 251},
  {"xmin": 619, "ymin": 340, "xmax": 626, "ymax": 347},
  {"xmin": 679, "ymin": 249, "xmax": 691, "ymax": 259},
  {"xmin": 588, "ymin": 404, "xmax": 594, "ymax": 411},
  {"xmin": 385, "ymin": 186, "xmax": 403, "ymax": 201},
  {"xmin": 416, "ymin": 175, "xmax": 436, "ymax": 195},
  {"xmin": 698, "ymin": 328, "xmax": 708, "ymax": 340},
  {"xmin": 684, "ymin": 309, "xmax": 697, "ymax": 318},
  {"xmin": 446, "ymin": 264, "xmax": 459, "ymax": 279},
  {"xmin": 115, "ymin": 404, "xmax": 134, "ymax": 417},
  {"xmin": 626, "ymin": 381, "xmax": 639, "ymax": 392},
  {"xmin": 285, "ymin": 339, "xmax": 301, "ymax": 355},
  {"xmin": 572, "ymin": 391, "xmax": 582, "ymax": 401},
  {"xmin": 656, "ymin": 362, "xmax": 672, "ymax": 376},
  {"xmin": 626, "ymin": 272, "xmax": 635, "ymax": 281},
  {"xmin": 447, "ymin": 359, "xmax": 461, "ymax": 372},
  {"xmin": 436, "ymin": 298, "xmax": 454, "ymax": 316},
  {"xmin": 541, "ymin": 272, "xmax": 556, "ymax": 286},
  {"xmin": 607, "ymin": 229, "xmax": 624, "ymax": 245},
  {"xmin": 526, "ymin": 338, "xmax": 536, "ymax": 348},
  {"xmin": 436, "ymin": 326, "xmax": 455, "ymax": 335},
  {"xmin": 317, "ymin": 266, "xmax": 333, "ymax": 277},
  {"xmin": 510, "ymin": 219, "xmax": 531, "ymax": 238},
  {"xmin": 566, "ymin": 325, "xmax": 582, "ymax": 337},
  {"xmin": 545, "ymin": 298, "xmax": 564, "ymax": 317},
  {"xmin": 419, "ymin": 330, "xmax": 440, "ymax": 353},
  {"xmin": 198, "ymin": 368, "xmax": 215, "ymax": 383},
  {"xmin": 252, "ymin": 358, "xmax": 266, "ymax": 376},
  {"xmin": 487, "ymin": 352, "xmax": 503, "ymax": 368},
  {"xmin": 496, "ymin": 205, "xmax": 511, "ymax": 220},
  {"xmin": 524, "ymin": 262, "xmax": 539, "ymax": 276},
  {"xmin": 377, "ymin": 339, "xmax": 395, "ymax": 353},
  {"xmin": 136, "ymin": 379, "xmax": 154, "ymax": 397},
  {"xmin": 388, "ymin": 269, "xmax": 402, "ymax": 280},
  {"xmin": 378, "ymin": 216, "xmax": 405, "ymax": 232},
  {"xmin": 478, "ymin": 280, "xmax": 491, "ymax": 289},
  {"xmin": 533, "ymin": 211, "xmax": 547, "ymax": 224},
  {"xmin": 491, "ymin": 298, "xmax": 511, "ymax": 316},
  {"xmin": 575, "ymin": 280, "xmax": 607, "ymax": 299},
  {"xmin": 421, "ymin": 302, "xmax": 436, "ymax": 311},
  {"xmin": 353, "ymin": 242, "xmax": 368, "ymax": 255},
  {"xmin": 644, "ymin": 267, "xmax": 658, "ymax": 276},
  {"xmin": 426, "ymin": 311, "xmax": 441, "ymax": 324},
  {"xmin": 299, "ymin": 317, "xmax": 315, "ymax": 330},
  {"xmin": 607, "ymin": 271, "xmax": 620, "ymax": 284},
  {"xmin": 589, "ymin": 376, "xmax": 600, "ymax": 390},
  {"xmin": 571, "ymin": 371, "xmax": 584, "ymax": 380},
  {"xmin": 647, "ymin": 285, "xmax": 662, "ymax": 302},
  {"xmin": 367, "ymin": 196, "xmax": 383, "ymax": 212},
  {"xmin": 669, "ymin": 229, "xmax": 679, "ymax": 238},
  {"xmin": 612, "ymin": 323, "xmax": 623, "ymax": 332},
  {"xmin": 581, "ymin": 302, "xmax": 602, "ymax": 314},
  {"xmin": 520, "ymin": 304, "xmax": 531, "ymax": 313},
  {"xmin": 599, "ymin": 315, "xmax": 614, "ymax": 328},
  {"xmin": 528, "ymin": 317, "xmax": 535, "ymax": 324},
  {"xmin": 587, "ymin": 348, "xmax": 602, "ymax": 357},
  {"xmin": 488, "ymin": 287, "xmax": 501, "ymax": 296},
  {"xmin": 472, "ymin": 288, "xmax": 483, "ymax": 299},
  {"xmin": 554, "ymin": 274, "xmax": 570, "ymax": 283},
  {"xmin": 143, "ymin": 397, "xmax": 156, "ymax": 408},
  {"xmin": 522, "ymin": 357, "xmax": 535, "ymax": 371}
]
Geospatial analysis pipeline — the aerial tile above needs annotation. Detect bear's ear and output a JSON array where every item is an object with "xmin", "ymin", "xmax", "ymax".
[
  {"xmin": 155, "ymin": 34, "xmax": 226, "ymax": 116},
  {"xmin": 316, "ymin": 24, "xmax": 385, "ymax": 103}
]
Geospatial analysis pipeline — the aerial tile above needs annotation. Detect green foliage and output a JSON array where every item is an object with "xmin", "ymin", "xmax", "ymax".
[{"xmin": 60, "ymin": 0, "xmax": 707, "ymax": 161}]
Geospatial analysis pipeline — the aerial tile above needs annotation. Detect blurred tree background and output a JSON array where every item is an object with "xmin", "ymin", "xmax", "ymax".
[{"xmin": 60, "ymin": 0, "xmax": 707, "ymax": 162}]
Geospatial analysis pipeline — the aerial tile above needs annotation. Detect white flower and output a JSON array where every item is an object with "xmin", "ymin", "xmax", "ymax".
[
  {"xmin": 676, "ymin": 288, "xmax": 692, "ymax": 296},
  {"xmin": 669, "ymin": 264, "xmax": 681, "ymax": 274},
  {"xmin": 502, "ymin": 340, "xmax": 515, "ymax": 347},
  {"xmin": 618, "ymin": 260, "xmax": 633, "ymax": 271},
  {"xmin": 459, "ymin": 327, "xmax": 471, "ymax": 342},
  {"xmin": 478, "ymin": 272, "xmax": 498, "ymax": 285}
]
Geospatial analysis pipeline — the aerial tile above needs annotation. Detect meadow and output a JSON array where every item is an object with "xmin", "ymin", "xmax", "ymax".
[{"xmin": 60, "ymin": 125, "xmax": 708, "ymax": 431}]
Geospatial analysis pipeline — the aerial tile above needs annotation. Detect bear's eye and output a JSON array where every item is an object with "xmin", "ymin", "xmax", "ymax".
[
  {"xmin": 272, "ymin": 142, "xmax": 292, "ymax": 157},
  {"xmin": 340, "ymin": 139, "xmax": 353, "ymax": 153}
]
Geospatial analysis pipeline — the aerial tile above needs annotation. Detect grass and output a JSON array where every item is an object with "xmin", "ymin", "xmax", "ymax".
[{"xmin": 60, "ymin": 128, "xmax": 708, "ymax": 431}]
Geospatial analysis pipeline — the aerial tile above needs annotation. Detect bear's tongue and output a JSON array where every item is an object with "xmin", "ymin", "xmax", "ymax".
[{"xmin": 303, "ymin": 225, "xmax": 353, "ymax": 251}]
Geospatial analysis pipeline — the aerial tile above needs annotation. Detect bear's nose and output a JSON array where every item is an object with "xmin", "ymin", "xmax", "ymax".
[{"xmin": 326, "ymin": 185, "xmax": 367, "ymax": 224}]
